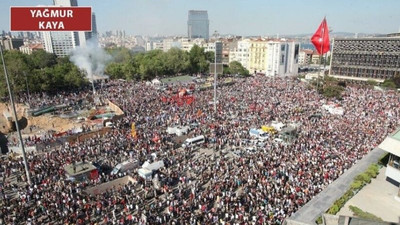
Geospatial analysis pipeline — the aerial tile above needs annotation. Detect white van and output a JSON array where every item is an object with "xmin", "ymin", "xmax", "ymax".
[{"xmin": 182, "ymin": 135, "xmax": 205, "ymax": 148}]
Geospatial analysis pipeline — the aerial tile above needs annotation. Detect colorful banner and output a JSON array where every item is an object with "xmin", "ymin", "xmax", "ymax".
[{"xmin": 10, "ymin": 7, "xmax": 92, "ymax": 31}]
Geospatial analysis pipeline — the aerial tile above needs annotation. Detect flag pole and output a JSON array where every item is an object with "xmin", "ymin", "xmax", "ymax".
[
  {"xmin": 318, "ymin": 17, "xmax": 326, "ymax": 90},
  {"xmin": 0, "ymin": 43, "xmax": 32, "ymax": 185},
  {"xmin": 213, "ymin": 42, "xmax": 217, "ymax": 113}
]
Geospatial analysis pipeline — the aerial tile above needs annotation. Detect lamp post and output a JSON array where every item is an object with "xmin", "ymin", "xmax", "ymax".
[
  {"xmin": 23, "ymin": 71, "xmax": 31, "ymax": 107},
  {"xmin": 0, "ymin": 43, "xmax": 32, "ymax": 185},
  {"xmin": 214, "ymin": 43, "xmax": 217, "ymax": 112}
]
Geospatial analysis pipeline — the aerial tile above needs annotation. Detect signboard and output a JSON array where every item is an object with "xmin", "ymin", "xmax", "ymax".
[
  {"xmin": 10, "ymin": 7, "xmax": 92, "ymax": 31},
  {"xmin": 209, "ymin": 63, "xmax": 224, "ymax": 75}
]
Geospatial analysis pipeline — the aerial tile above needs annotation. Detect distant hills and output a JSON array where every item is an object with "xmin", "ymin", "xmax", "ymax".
[{"xmin": 281, "ymin": 32, "xmax": 383, "ymax": 39}]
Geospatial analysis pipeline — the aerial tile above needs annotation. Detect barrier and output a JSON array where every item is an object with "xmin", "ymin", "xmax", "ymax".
[{"xmin": 85, "ymin": 175, "xmax": 136, "ymax": 195}]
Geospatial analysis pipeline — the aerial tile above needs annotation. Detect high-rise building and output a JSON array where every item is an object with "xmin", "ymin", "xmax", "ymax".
[
  {"xmin": 53, "ymin": 0, "xmax": 77, "ymax": 6},
  {"xmin": 0, "ymin": 37, "xmax": 24, "ymax": 50},
  {"xmin": 42, "ymin": 0, "xmax": 96, "ymax": 57},
  {"xmin": 188, "ymin": 10, "xmax": 209, "ymax": 40}
]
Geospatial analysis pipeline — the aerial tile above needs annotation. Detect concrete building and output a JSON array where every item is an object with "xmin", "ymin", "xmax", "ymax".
[
  {"xmin": 42, "ymin": 0, "xmax": 97, "ymax": 57},
  {"xmin": 229, "ymin": 39, "xmax": 251, "ymax": 70},
  {"xmin": 162, "ymin": 38, "xmax": 181, "ymax": 52},
  {"xmin": 298, "ymin": 49, "xmax": 313, "ymax": 65},
  {"xmin": 329, "ymin": 37, "xmax": 400, "ymax": 81},
  {"xmin": 265, "ymin": 40, "xmax": 299, "ymax": 77},
  {"xmin": 248, "ymin": 39, "xmax": 269, "ymax": 74},
  {"xmin": 188, "ymin": 10, "xmax": 209, "ymax": 40},
  {"xmin": 220, "ymin": 38, "xmax": 239, "ymax": 65},
  {"xmin": 19, "ymin": 43, "xmax": 44, "ymax": 55},
  {"xmin": 311, "ymin": 51, "xmax": 322, "ymax": 64},
  {"xmin": 247, "ymin": 38, "xmax": 299, "ymax": 76},
  {"xmin": 378, "ymin": 128, "xmax": 400, "ymax": 184},
  {"xmin": 0, "ymin": 37, "xmax": 24, "ymax": 50},
  {"xmin": 201, "ymin": 41, "xmax": 223, "ymax": 63}
]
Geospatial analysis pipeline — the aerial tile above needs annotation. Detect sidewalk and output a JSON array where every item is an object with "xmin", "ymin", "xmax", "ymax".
[
  {"xmin": 337, "ymin": 167, "xmax": 400, "ymax": 224},
  {"xmin": 288, "ymin": 147, "xmax": 385, "ymax": 225}
]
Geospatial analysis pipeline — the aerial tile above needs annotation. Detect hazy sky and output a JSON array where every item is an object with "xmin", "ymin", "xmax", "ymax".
[{"xmin": 2, "ymin": 0, "xmax": 400, "ymax": 36}]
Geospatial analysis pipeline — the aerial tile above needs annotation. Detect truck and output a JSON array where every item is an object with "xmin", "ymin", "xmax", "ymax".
[{"xmin": 249, "ymin": 129, "xmax": 269, "ymax": 141}]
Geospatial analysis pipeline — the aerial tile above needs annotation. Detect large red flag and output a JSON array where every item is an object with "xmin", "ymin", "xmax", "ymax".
[{"xmin": 311, "ymin": 18, "xmax": 330, "ymax": 54}]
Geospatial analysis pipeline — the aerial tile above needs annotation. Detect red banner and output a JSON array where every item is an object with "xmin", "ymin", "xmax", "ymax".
[{"xmin": 10, "ymin": 7, "xmax": 92, "ymax": 31}]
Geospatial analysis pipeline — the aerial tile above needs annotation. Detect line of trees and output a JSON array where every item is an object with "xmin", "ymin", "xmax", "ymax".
[
  {"xmin": 105, "ymin": 45, "xmax": 249, "ymax": 80},
  {"xmin": 0, "ymin": 49, "xmax": 87, "ymax": 98}
]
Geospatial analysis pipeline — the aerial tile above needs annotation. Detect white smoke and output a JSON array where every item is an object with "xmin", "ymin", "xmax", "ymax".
[{"xmin": 70, "ymin": 38, "xmax": 111, "ymax": 82}]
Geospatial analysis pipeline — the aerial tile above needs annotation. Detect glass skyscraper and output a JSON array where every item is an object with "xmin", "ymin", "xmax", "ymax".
[{"xmin": 187, "ymin": 10, "xmax": 209, "ymax": 40}]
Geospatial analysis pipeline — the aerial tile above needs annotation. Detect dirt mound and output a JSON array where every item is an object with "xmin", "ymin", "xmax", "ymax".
[{"xmin": 0, "ymin": 102, "xmax": 81, "ymax": 136}]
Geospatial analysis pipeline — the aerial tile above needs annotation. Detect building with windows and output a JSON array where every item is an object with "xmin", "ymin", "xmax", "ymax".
[
  {"xmin": 187, "ymin": 10, "xmax": 209, "ymax": 40},
  {"xmin": 378, "ymin": 128, "xmax": 400, "ymax": 184},
  {"xmin": 329, "ymin": 37, "xmax": 400, "ymax": 81},
  {"xmin": 265, "ymin": 41, "xmax": 299, "ymax": 77},
  {"xmin": 248, "ymin": 39, "xmax": 269, "ymax": 74},
  {"xmin": 0, "ymin": 37, "xmax": 24, "ymax": 50},
  {"xmin": 42, "ymin": 0, "xmax": 97, "ymax": 57},
  {"xmin": 298, "ymin": 49, "xmax": 313, "ymax": 65},
  {"xmin": 229, "ymin": 39, "xmax": 251, "ymax": 70},
  {"xmin": 19, "ymin": 43, "xmax": 44, "ymax": 55},
  {"xmin": 247, "ymin": 38, "xmax": 299, "ymax": 76}
]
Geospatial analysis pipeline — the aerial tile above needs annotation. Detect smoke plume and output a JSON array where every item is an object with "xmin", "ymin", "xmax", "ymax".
[{"xmin": 70, "ymin": 38, "xmax": 111, "ymax": 82}]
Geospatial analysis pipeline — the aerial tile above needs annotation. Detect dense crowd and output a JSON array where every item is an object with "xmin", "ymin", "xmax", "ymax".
[{"xmin": 0, "ymin": 76, "xmax": 399, "ymax": 225}]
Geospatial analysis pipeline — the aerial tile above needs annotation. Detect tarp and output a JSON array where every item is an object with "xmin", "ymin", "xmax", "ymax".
[{"xmin": 143, "ymin": 160, "xmax": 164, "ymax": 171}]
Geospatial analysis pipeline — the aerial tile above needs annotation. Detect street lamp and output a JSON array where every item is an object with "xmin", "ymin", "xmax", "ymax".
[
  {"xmin": 0, "ymin": 43, "xmax": 32, "ymax": 185},
  {"xmin": 23, "ymin": 71, "xmax": 31, "ymax": 107}
]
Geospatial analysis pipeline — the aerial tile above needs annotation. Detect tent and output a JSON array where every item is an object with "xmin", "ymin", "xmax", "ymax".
[{"xmin": 138, "ymin": 168, "xmax": 152, "ymax": 180}]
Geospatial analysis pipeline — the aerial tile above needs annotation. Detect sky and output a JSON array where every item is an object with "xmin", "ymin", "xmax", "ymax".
[{"xmin": 1, "ymin": 0, "xmax": 400, "ymax": 36}]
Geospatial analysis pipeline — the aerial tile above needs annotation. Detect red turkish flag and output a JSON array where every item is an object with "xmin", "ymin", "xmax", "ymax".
[{"xmin": 311, "ymin": 18, "xmax": 330, "ymax": 54}]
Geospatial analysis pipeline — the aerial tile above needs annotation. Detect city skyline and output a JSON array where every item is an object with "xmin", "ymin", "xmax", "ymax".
[{"xmin": 1, "ymin": 0, "xmax": 400, "ymax": 36}]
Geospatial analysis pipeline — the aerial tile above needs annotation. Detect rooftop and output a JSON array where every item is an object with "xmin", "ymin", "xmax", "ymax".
[
  {"xmin": 378, "ymin": 127, "xmax": 400, "ymax": 156},
  {"xmin": 64, "ymin": 162, "xmax": 96, "ymax": 176}
]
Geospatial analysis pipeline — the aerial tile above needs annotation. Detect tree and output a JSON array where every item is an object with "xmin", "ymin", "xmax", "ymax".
[
  {"xmin": 391, "ymin": 74, "xmax": 400, "ymax": 88},
  {"xmin": 381, "ymin": 79, "xmax": 396, "ymax": 89},
  {"xmin": 366, "ymin": 79, "xmax": 378, "ymax": 86},
  {"xmin": 164, "ymin": 48, "xmax": 190, "ymax": 75},
  {"xmin": 189, "ymin": 45, "xmax": 209, "ymax": 74},
  {"xmin": 105, "ymin": 63, "xmax": 125, "ymax": 79},
  {"xmin": 322, "ymin": 85, "xmax": 344, "ymax": 98},
  {"xmin": 29, "ymin": 50, "xmax": 57, "ymax": 69},
  {"xmin": 227, "ymin": 61, "xmax": 249, "ymax": 76}
]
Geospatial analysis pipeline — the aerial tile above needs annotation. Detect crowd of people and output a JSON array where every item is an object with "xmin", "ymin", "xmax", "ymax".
[{"xmin": 0, "ymin": 75, "xmax": 399, "ymax": 225}]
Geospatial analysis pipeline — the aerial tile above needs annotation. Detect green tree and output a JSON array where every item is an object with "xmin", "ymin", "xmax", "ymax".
[
  {"xmin": 105, "ymin": 63, "xmax": 125, "ymax": 79},
  {"xmin": 366, "ymin": 79, "xmax": 378, "ymax": 86},
  {"xmin": 227, "ymin": 61, "xmax": 249, "ymax": 75},
  {"xmin": 189, "ymin": 45, "xmax": 209, "ymax": 74},
  {"xmin": 322, "ymin": 85, "xmax": 344, "ymax": 98},
  {"xmin": 29, "ymin": 50, "xmax": 57, "ymax": 69},
  {"xmin": 164, "ymin": 48, "xmax": 190, "ymax": 75},
  {"xmin": 381, "ymin": 79, "xmax": 396, "ymax": 89}
]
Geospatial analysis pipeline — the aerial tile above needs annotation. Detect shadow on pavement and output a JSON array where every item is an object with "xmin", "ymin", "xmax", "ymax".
[{"xmin": 0, "ymin": 131, "xmax": 8, "ymax": 154}]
